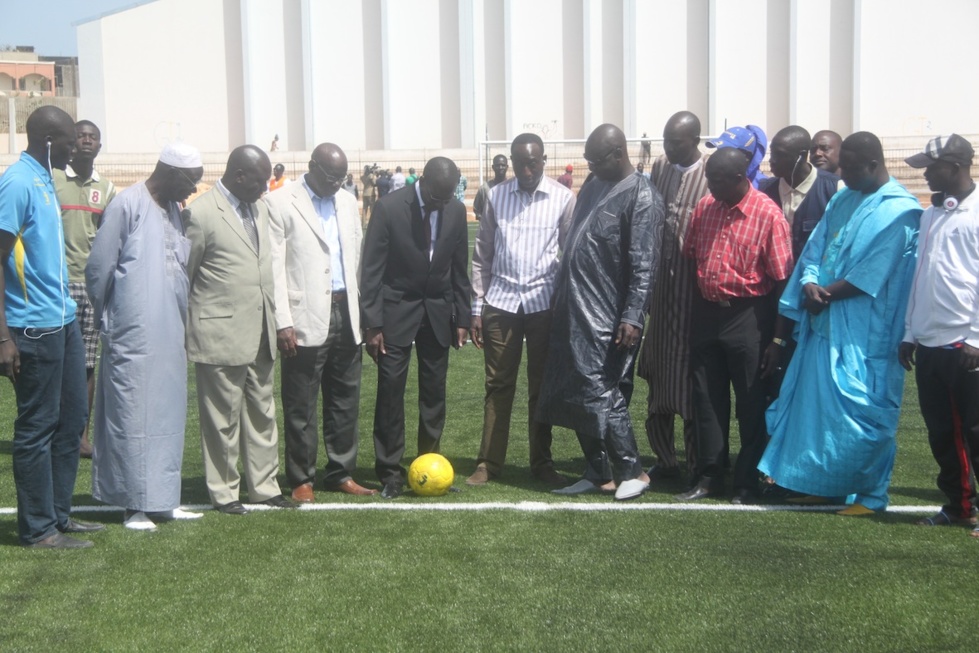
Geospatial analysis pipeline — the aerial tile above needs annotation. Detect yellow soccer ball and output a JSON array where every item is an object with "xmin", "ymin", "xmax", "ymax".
[{"xmin": 408, "ymin": 453, "xmax": 455, "ymax": 496}]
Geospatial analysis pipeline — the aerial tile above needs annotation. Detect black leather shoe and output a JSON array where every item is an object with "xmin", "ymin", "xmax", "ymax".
[
  {"xmin": 380, "ymin": 482, "xmax": 404, "ymax": 499},
  {"xmin": 731, "ymin": 488, "xmax": 758, "ymax": 505},
  {"xmin": 215, "ymin": 501, "xmax": 248, "ymax": 515},
  {"xmin": 259, "ymin": 495, "xmax": 297, "ymax": 509},
  {"xmin": 59, "ymin": 518, "xmax": 106, "ymax": 534},
  {"xmin": 646, "ymin": 464, "xmax": 680, "ymax": 482},
  {"xmin": 674, "ymin": 477, "xmax": 722, "ymax": 502},
  {"xmin": 26, "ymin": 532, "xmax": 94, "ymax": 549}
]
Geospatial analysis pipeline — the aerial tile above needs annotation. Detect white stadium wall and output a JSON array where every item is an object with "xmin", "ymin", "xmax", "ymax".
[{"xmin": 77, "ymin": 0, "xmax": 979, "ymax": 154}]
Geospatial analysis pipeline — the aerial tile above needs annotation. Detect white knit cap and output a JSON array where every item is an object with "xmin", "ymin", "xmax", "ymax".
[{"xmin": 159, "ymin": 141, "xmax": 202, "ymax": 168}]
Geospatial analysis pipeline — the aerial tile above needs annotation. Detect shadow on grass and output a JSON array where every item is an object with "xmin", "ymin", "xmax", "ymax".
[{"xmin": 888, "ymin": 484, "xmax": 946, "ymax": 504}]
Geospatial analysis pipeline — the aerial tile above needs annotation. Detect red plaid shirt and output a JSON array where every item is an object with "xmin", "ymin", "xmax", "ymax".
[{"xmin": 683, "ymin": 186, "xmax": 793, "ymax": 301}]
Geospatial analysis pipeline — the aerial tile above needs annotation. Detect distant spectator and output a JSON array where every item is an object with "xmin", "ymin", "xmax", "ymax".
[
  {"xmin": 557, "ymin": 164, "xmax": 573, "ymax": 189},
  {"xmin": 391, "ymin": 166, "xmax": 406, "ymax": 191},
  {"xmin": 342, "ymin": 173, "xmax": 359, "ymax": 199},
  {"xmin": 406, "ymin": 168, "xmax": 418, "ymax": 186},
  {"xmin": 361, "ymin": 165, "xmax": 377, "ymax": 222},
  {"xmin": 269, "ymin": 163, "xmax": 288, "ymax": 192},
  {"xmin": 474, "ymin": 155, "xmax": 508, "ymax": 220},
  {"xmin": 455, "ymin": 174, "xmax": 468, "ymax": 202},
  {"xmin": 377, "ymin": 170, "xmax": 392, "ymax": 197},
  {"xmin": 640, "ymin": 132, "xmax": 652, "ymax": 165}
]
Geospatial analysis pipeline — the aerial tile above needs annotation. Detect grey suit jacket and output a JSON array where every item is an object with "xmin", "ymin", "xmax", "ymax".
[{"xmin": 183, "ymin": 185, "xmax": 277, "ymax": 366}]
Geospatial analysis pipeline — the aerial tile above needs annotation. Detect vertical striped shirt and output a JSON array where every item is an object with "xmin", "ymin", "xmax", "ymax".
[
  {"xmin": 471, "ymin": 176, "xmax": 575, "ymax": 315},
  {"xmin": 683, "ymin": 185, "xmax": 793, "ymax": 301}
]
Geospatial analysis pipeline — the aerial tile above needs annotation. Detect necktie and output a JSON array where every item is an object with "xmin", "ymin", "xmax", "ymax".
[
  {"xmin": 422, "ymin": 205, "xmax": 433, "ymax": 252},
  {"xmin": 241, "ymin": 202, "xmax": 259, "ymax": 251}
]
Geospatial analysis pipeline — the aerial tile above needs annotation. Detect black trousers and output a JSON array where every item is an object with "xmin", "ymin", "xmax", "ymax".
[
  {"xmin": 915, "ymin": 345, "xmax": 979, "ymax": 518},
  {"xmin": 689, "ymin": 294, "xmax": 774, "ymax": 492},
  {"xmin": 372, "ymin": 316, "xmax": 448, "ymax": 485}
]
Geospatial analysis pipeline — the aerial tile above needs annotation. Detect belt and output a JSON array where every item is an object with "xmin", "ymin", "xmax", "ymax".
[
  {"xmin": 332, "ymin": 291, "xmax": 347, "ymax": 304},
  {"xmin": 706, "ymin": 295, "xmax": 764, "ymax": 309}
]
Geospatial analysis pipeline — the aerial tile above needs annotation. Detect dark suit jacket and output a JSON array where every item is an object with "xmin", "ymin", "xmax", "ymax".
[
  {"xmin": 360, "ymin": 185, "xmax": 471, "ymax": 348},
  {"xmin": 759, "ymin": 168, "xmax": 840, "ymax": 260}
]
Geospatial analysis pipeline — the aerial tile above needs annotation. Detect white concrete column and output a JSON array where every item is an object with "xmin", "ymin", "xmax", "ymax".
[
  {"xmin": 381, "ymin": 0, "xmax": 443, "ymax": 148},
  {"xmin": 708, "ymin": 0, "xmax": 771, "ymax": 135},
  {"xmin": 582, "ymin": 0, "xmax": 603, "ymax": 132},
  {"xmin": 301, "ymin": 0, "xmax": 369, "ymax": 150},
  {"xmin": 459, "ymin": 0, "xmax": 485, "ymax": 148},
  {"xmin": 241, "ymin": 0, "xmax": 287, "ymax": 150},
  {"xmin": 503, "ymin": 0, "xmax": 566, "ymax": 139}
]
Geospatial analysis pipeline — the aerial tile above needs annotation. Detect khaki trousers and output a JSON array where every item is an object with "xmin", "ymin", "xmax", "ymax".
[{"xmin": 196, "ymin": 344, "xmax": 282, "ymax": 506}]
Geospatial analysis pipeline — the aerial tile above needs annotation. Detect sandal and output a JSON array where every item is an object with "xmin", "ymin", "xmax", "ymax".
[{"xmin": 915, "ymin": 510, "xmax": 977, "ymax": 527}]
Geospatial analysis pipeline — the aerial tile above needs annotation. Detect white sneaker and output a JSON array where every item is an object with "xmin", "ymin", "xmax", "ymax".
[
  {"xmin": 171, "ymin": 508, "xmax": 203, "ymax": 520},
  {"xmin": 614, "ymin": 478, "xmax": 649, "ymax": 501},
  {"xmin": 552, "ymin": 479, "xmax": 599, "ymax": 495},
  {"xmin": 124, "ymin": 512, "xmax": 157, "ymax": 531}
]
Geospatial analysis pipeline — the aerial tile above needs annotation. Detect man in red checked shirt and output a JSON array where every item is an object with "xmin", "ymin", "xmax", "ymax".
[{"xmin": 676, "ymin": 148, "xmax": 793, "ymax": 505}]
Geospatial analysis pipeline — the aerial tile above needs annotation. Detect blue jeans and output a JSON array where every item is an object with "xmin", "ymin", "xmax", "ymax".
[{"xmin": 11, "ymin": 321, "xmax": 87, "ymax": 544}]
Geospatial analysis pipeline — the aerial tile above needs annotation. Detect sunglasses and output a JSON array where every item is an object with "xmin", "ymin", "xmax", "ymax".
[
  {"xmin": 583, "ymin": 147, "xmax": 619, "ymax": 165},
  {"xmin": 313, "ymin": 160, "xmax": 346, "ymax": 186}
]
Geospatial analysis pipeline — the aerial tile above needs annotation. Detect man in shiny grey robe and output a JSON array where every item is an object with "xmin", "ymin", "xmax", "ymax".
[
  {"xmin": 538, "ymin": 124, "xmax": 664, "ymax": 501},
  {"xmin": 85, "ymin": 144, "xmax": 204, "ymax": 528}
]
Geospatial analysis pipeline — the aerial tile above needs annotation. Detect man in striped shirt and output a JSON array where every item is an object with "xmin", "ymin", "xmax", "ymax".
[
  {"xmin": 467, "ymin": 133, "xmax": 575, "ymax": 486},
  {"xmin": 637, "ymin": 110, "xmax": 710, "ymax": 486},
  {"xmin": 678, "ymin": 148, "xmax": 793, "ymax": 504}
]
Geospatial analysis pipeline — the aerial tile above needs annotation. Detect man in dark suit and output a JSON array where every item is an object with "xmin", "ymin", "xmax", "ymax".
[{"xmin": 360, "ymin": 156, "xmax": 471, "ymax": 498}]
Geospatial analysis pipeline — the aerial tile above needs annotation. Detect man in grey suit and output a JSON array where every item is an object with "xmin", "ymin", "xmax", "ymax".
[
  {"xmin": 266, "ymin": 143, "xmax": 375, "ymax": 502},
  {"xmin": 184, "ymin": 145, "xmax": 293, "ymax": 515}
]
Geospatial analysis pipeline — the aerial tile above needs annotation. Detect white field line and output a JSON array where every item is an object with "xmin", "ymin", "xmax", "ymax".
[{"xmin": 0, "ymin": 502, "xmax": 943, "ymax": 515}]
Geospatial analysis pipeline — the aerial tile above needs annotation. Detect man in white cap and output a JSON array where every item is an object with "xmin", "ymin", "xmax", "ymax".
[
  {"xmin": 86, "ymin": 142, "xmax": 206, "ymax": 530},
  {"xmin": 900, "ymin": 134, "xmax": 979, "ymax": 533}
]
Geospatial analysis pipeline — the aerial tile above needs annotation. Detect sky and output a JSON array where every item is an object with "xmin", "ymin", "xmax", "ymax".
[{"xmin": 0, "ymin": 0, "xmax": 145, "ymax": 57}]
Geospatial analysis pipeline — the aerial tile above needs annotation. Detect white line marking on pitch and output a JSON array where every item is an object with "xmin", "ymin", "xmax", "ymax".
[{"xmin": 0, "ymin": 503, "xmax": 943, "ymax": 515}]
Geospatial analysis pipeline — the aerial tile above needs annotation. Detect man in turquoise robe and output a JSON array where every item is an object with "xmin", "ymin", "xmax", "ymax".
[{"xmin": 758, "ymin": 132, "xmax": 921, "ymax": 514}]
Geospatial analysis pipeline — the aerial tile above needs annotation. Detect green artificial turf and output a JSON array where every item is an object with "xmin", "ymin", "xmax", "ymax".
[
  {"xmin": 0, "ymin": 225, "xmax": 972, "ymax": 651},
  {"xmin": 0, "ymin": 343, "xmax": 974, "ymax": 652}
]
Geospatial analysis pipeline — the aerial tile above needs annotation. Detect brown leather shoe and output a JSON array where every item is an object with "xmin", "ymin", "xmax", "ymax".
[
  {"xmin": 291, "ymin": 482, "xmax": 315, "ymax": 503},
  {"xmin": 466, "ymin": 465, "xmax": 492, "ymax": 486},
  {"xmin": 328, "ymin": 479, "xmax": 379, "ymax": 496}
]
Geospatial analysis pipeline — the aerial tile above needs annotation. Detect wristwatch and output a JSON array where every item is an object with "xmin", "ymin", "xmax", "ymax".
[{"xmin": 772, "ymin": 337, "xmax": 789, "ymax": 348}]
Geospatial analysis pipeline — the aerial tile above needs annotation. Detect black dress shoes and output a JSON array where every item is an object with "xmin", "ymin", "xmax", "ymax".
[
  {"xmin": 259, "ymin": 495, "xmax": 297, "ymax": 509},
  {"xmin": 59, "ymin": 518, "xmax": 106, "ymax": 533},
  {"xmin": 380, "ymin": 482, "xmax": 404, "ymax": 499},
  {"xmin": 215, "ymin": 501, "xmax": 248, "ymax": 515},
  {"xmin": 731, "ymin": 488, "xmax": 758, "ymax": 505},
  {"xmin": 674, "ymin": 477, "xmax": 722, "ymax": 502},
  {"xmin": 26, "ymin": 532, "xmax": 94, "ymax": 549}
]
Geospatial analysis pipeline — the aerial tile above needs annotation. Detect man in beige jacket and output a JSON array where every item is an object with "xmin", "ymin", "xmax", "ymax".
[
  {"xmin": 266, "ymin": 143, "xmax": 372, "ymax": 502},
  {"xmin": 184, "ymin": 145, "xmax": 293, "ymax": 514}
]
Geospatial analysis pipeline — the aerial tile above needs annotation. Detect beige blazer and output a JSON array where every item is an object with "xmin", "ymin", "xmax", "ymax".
[
  {"xmin": 183, "ymin": 186, "xmax": 277, "ymax": 365},
  {"xmin": 265, "ymin": 180, "xmax": 362, "ymax": 347}
]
